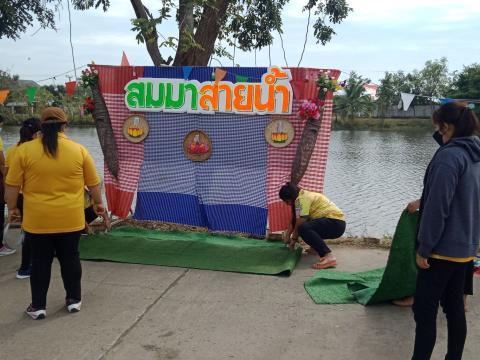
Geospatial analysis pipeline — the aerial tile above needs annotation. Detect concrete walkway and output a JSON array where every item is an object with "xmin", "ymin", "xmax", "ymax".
[{"xmin": 0, "ymin": 238, "xmax": 478, "ymax": 360}]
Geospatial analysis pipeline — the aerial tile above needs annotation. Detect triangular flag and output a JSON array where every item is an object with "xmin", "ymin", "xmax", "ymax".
[
  {"xmin": 182, "ymin": 66, "xmax": 193, "ymax": 80},
  {"xmin": 235, "ymin": 74, "xmax": 248, "ymax": 83},
  {"xmin": 0, "ymin": 90, "xmax": 10, "ymax": 105},
  {"xmin": 65, "ymin": 81, "xmax": 77, "ymax": 97},
  {"xmin": 214, "ymin": 68, "xmax": 227, "ymax": 82},
  {"xmin": 25, "ymin": 87, "xmax": 38, "ymax": 104},
  {"xmin": 400, "ymin": 93, "xmax": 416, "ymax": 111},
  {"xmin": 121, "ymin": 51, "xmax": 130, "ymax": 66}
]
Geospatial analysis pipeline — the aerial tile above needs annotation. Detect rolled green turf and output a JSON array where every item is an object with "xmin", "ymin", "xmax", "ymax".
[
  {"xmin": 304, "ymin": 211, "xmax": 418, "ymax": 305},
  {"xmin": 80, "ymin": 226, "xmax": 302, "ymax": 275}
]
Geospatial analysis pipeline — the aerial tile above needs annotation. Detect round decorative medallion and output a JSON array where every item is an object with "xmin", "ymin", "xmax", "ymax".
[
  {"xmin": 183, "ymin": 130, "xmax": 212, "ymax": 161},
  {"xmin": 265, "ymin": 118, "xmax": 295, "ymax": 148},
  {"xmin": 122, "ymin": 115, "xmax": 149, "ymax": 143}
]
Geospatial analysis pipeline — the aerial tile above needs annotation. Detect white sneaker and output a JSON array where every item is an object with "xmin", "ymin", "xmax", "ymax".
[
  {"xmin": 0, "ymin": 245, "xmax": 16, "ymax": 256},
  {"xmin": 66, "ymin": 299, "xmax": 82, "ymax": 313},
  {"xmin": 26, "ymin": 305, "xmax": 46, "ymax": 320}
]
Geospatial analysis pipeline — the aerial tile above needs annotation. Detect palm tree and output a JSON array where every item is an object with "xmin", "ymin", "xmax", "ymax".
[{"xmin": 334, "ymin": 72, "xmax": 374, "ymax": 127}]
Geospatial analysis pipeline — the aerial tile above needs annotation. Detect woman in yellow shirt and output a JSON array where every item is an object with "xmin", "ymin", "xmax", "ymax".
[
  {"xmin": 5, "ymin": 107, "xmax": 105, "ymax": 320},
  {"xmin": 279, "ymin": 182, "xmax": 346, "ymax": 269}
]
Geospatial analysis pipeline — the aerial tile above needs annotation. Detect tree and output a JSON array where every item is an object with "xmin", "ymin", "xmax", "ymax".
[
  {"xmin": 1, "ymin": 1, "xmax": 352, "ymax": 67},
  {"xmin": 376, "ymin": 58, "xmax": 453, "ymax": 114},
  {"xmin": 449, "ymin": 63, "xmax": 480, "ymax": 100},
  {"xmin": 0, "ymin": 0, "xmax": 59, "ymax": 40},
  {"xmin": 334, "ymin": 72, "xmax": 374, "ymax": 125},
  {"xmin": 419, "ymin": 57, "xmax": 450, "ymax": 99}
]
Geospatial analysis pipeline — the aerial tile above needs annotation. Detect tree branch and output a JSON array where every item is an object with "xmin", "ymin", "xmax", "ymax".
[
  {"xmin": 173, "ymin": 0, "xmax": 231, "ymax": 66},
  {"xmin": 130, "ymin": 0, "xmax": 172, "ymax": 66}
]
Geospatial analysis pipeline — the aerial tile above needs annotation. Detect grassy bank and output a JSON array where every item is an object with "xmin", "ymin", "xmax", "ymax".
[{"xmin": 332, "ymin": 117, "xmax": 433, "ymax": 130}]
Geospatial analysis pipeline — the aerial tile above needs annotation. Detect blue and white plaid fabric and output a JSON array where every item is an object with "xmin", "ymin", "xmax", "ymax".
[{"xmin": 134, "ymin": 67, "xmax": 270, "ymax": 236}]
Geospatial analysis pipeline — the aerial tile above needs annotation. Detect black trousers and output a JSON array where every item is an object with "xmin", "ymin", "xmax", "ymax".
[
  {"xmin": 412, "ymin": 258, "xmax": 468, "ymax": 360},
  {"xmin": 297, "ymin": 218, "xmax": 346, "ymax": 257},
  {"xmin": 27, "ymin": 231, "xmax": 82, "ymax": 309}
]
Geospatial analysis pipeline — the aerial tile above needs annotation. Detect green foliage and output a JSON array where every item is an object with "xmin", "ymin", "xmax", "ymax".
[
  {"xmin": 419, "ymin": 57, "xmax": 450, "ymax": 98},
  {"xmin": 0, "ymin": 69, "xmax": 93, "ymax": 124},
  {"xmin": 304, "ymin": 0, "xmax": 352, "ymax": 45},
  {"xmin": 376, "ymin": 58, "xmax": 452, "ymax": 110},
  {"xmin": 334, "ymin": 72, "xmax": 374, "ymax": 124},
  {"xmin": 75, "ymin": 0, "xmax": 352, "ymax": 65},
  {"xmin": 449, "ymin": 63, "xmax": 480, "ymax": 100},
  {"xmin": 0, "ymin": 0, "xmax": 61, "ymax": 40}
]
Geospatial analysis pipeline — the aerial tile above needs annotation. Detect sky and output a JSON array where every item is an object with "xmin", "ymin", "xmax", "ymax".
[{"xmin": 1, "ymin": 0, "xmax": 479, "ymax": 85}]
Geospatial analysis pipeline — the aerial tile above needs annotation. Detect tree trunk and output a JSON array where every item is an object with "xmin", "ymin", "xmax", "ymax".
[
  {"xmin": 173, "ymin": 0, "xmax": 194, "ymax": 65},
  {"xmin": 173, "ymin": 0, "xmax": 231, "ymax": 66},
  {"xmin": 130, "ymin": 0, "xmax": 172, "ymax": 66},
  {"xmin": 90, "ymin": 82, "xmax": 119, "ymax": 178}
]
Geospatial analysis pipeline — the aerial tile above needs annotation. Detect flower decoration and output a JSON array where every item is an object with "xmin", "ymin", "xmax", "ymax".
[
  {"xmin": 298, "ymin": 100, "xmax": 321, "ymax": 121},
  {"xmin": 316, "ymin": 70, "xmax": 343, "ymax": 99},
  {"xmin": 82, "ymin": 96, "xmax": 95, "ymax": 115},
  {"xmin": 78, "ymin": 64, "xmax": 99, "ymax": 88}
]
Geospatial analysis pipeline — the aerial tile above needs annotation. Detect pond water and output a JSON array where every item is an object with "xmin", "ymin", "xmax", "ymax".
[{"xmin": 2, "ymin": 126, "xmax": 437, "ymax": 237}]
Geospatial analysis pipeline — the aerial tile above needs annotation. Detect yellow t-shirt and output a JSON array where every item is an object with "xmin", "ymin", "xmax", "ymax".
[
  {"xmin": 5, "ymin": 144, "xmax": 19, "ymax": 168},
  {"xmin": 0, "ymin": 137, "xmax": 4, "ymax": 151},
  {"xmin": 430, "ymin": 254, "xmax": 475, "ymax": 263},
  {"xmin": 295, "ymin": 189, "xmax": 345, "ymax": 221},
  {"xmin": 6, "ymin": 133, "xmax": 100, "ymax": 233}
]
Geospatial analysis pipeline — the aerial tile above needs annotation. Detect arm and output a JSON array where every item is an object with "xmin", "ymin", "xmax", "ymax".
[
  {"xmin": 417, "ymin": 162, "xmax": 458, "ymax": 259},
  {"xmin": 0, "ymin": 151, "xmax": 5, "ymax": 177},
  {"xmin": 5, "ymin": 185, "xmax": 21, "ymax": 223},
  {"xmin": 87, "ymin": 184, "xmax": 106, "ymax": 216}
]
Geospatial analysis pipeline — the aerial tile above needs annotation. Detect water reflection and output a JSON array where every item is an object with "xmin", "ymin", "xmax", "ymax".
[
  {"xmin": 2, "ymin": 126, "xmax": 437, "ymax": 236},
  {"xmin": 324, "ymin": 130, "xmax": 437, "ymax": 237}
]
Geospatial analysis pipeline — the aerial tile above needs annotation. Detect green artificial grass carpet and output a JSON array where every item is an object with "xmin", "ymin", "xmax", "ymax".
[
  {"xmin": 80, "ymin": 226, "xmax": 302, "ymax": 275},
  {"xmin": 304, "ymin": 210, "xmax": 419, "ymax": 305}
]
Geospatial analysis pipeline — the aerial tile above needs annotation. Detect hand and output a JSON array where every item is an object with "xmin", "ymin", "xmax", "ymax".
[
  {"xmin": 101, "ymin": 212, "xmax": 111, "ymax": 230},
  {"xmin": 406, "ymin": 199, "xmax": 420, "ymax": 214},
  {"xmin": 93, "ymin": 203, "xmax": 106, "ymax": 217},
  {"xmin": 416, "ymin": 253, "xmax": 430, "ymax": 269},
  {"xmin": 7, "ymin": 208, "xmax": 21, "ymax": 223},
  {"xmin": 283, "ymin": 230, "xmax": 292, "ymax": 244},
  {"xmin": 288, "ymin": 236, "xmax": 298, "ymax": 251}
]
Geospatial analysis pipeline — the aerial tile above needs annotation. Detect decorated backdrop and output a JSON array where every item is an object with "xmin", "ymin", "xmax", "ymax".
[{"xmin": 94, "ymin": 66, "xmax": 339, "ymax": 237}]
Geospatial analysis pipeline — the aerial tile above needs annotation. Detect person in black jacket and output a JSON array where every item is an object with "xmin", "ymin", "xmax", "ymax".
[{"xmin": 411, "ymin": 102, "xmax": 480, "ymax": 360}]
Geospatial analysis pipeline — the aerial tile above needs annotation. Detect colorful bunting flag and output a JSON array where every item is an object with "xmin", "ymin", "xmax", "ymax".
[
  {"xmin": 182, "ymin": 66, "xmax": 193, "ymax": 80},
  {"xmin": 214, "ymin": 68, "xmax": 227, "ymax": 82},
  {"xmin": 25, "ymin": 87, "xmax": 38, "ymax": 105},
  {"xmin": 65, "ymin": 81, "xmax": 77, "ymax": 97},
  {"xmin": 121, "ymin": 51, "xmax": 130, "ymax": 66},
  {"xmin": 0, "ymin": 90, "xmax": 9, "ymax": 105},
  {"xmin": 235, "ymin": 74, "xmax": 248, "ymax": 83}
]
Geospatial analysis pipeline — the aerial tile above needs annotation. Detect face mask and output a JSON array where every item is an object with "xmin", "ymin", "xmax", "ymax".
[{"xmin": 432, "ymin": 131, "xmax": 444, "ymax": 146}]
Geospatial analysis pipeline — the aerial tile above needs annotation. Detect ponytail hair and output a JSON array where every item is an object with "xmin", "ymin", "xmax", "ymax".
[
  {"xmin": 432, "ymin": 102, "xmax": 480, "ymax": 138},
  {"xmin": 279, "ymin": 182, "xmax": 300, "ymax": 228},
  {"xmin": 18, "ymin": 117, "xmax": 41, "ymax": 145},
  {"xmin": 41, "ymin": 122, "xmax": 63, "ymax": 157}
]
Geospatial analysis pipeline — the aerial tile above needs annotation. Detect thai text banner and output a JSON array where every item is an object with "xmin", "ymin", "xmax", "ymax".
[{"xmin": 124, "ymin": 66, "xmax": 293, "ymax": 115}]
